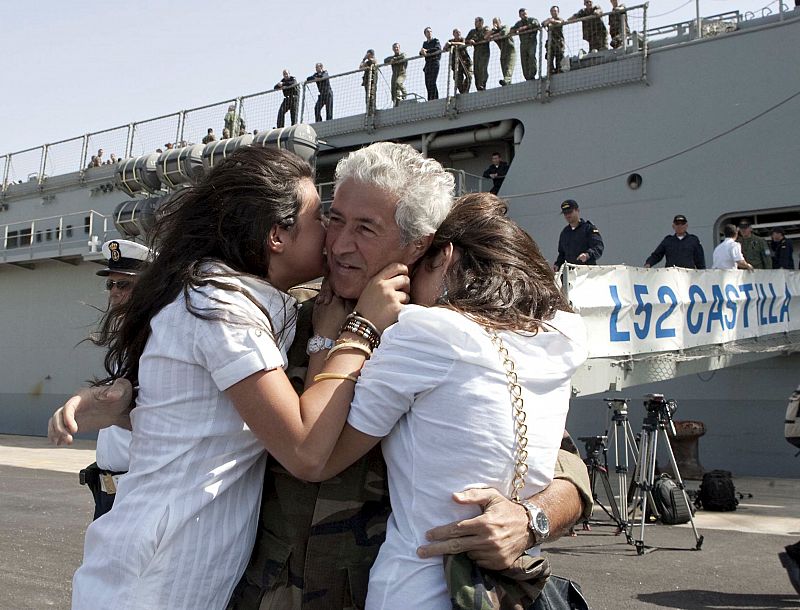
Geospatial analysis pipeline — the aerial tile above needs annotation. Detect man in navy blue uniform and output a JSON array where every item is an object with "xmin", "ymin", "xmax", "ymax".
[
  {"xmin": 554, "ymin": 199, "xmax": 604, "ymax": 270},
  {"xmin": 770, "ymin": 227, "xmax": 795, "ymax": 269},
  {"xmin": 644, "ymin": 214, "xmax": 706, "ymax": 269}
]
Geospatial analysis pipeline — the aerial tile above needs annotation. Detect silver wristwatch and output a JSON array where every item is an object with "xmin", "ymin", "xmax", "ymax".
[
  {"xmin": 306, "ymin": 335, "xmax": 335, "ymax": 355},
  {"xmin": 520, "ymin": 501, "xmax": 550, "ymax": 544}
]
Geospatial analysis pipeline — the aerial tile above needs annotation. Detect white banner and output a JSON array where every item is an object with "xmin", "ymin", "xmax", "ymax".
[{"xmin": 564, "ymin": 265, "xmax": 800, "ymax": 358}]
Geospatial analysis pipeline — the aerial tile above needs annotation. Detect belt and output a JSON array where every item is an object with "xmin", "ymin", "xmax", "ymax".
[{"xmin": 99, "ymin": 473, "xmax": 123, "ymax": 495}]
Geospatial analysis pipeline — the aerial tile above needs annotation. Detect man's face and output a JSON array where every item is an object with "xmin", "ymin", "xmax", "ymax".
[
  {"xmin": 491, "ymin": 154, "xmax": 501, "ymax": 165},
  {"xmin": 393, "ymin": 43, "xmax": 400, "ymax": 54},
  {"xmin": 550, "ymin": 6, "xmax": 560, "ymax": 18},
  {"xmin": 424, "ymin": 28, "xmax": 432, "ymax": 40},
  {"xmin": 283, "ymin": 69, "xmax": 289, "ymax": 78},
  {"xmin": 611, "ymin": 0, "xmax": 618, "ymax": 7},
  {"xmin": 493, "ymin": 18, "xmax": 501, "ymax": 29},
  {"xmin": 772, "ymin": 231, "xmax": 783, "ymax": 242},
  {"xmin": 584, "ymin": 0, "xmax": 593, "ymax": 9},
  {"xmin": 326, "ymin": 179, "xmax": 423, "ymax": 299},
  {"xmin": 563, "ymin": 207, "xmax": 579, "ymax": 224},
  {"xmin": 106, "ymin": 271, "xmax": 136, "ymax": 308},
  {"xmin": 673, "ymin": 221, "xmax": 688, "ymax": 237},
  {"xmin": 315, "ymin": 63, "xmax": 323, "ymax": 72},
  {"xmin": 520, "ymin": 9, "xmax": 528, "ymax": 19},
  {"xmin": 475, "ymin": 17, "xmax": 483, "ymax": 28},
  {"xmin": 453, "ymin": 28, "xmax": 461, "ymax": 38},
  {"xmin": 98, "ymin": 149, "xmax": 104, "ymax": 156}
]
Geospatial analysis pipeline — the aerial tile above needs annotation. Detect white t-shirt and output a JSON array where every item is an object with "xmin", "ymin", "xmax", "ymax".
[
  {"xmin": 73, "ymin": 269, "xmax": 297, "ymax": 609},
  {"xmin": 712, "ymin": 237, "xmax": 745, "ymax": 269},
  {"xmin": 95, "ymin": 426, "xmax": 131, "ymax": 472},
  {"xmin": 347, "ymin": 306, "xmax": 587, "ymax": 610}
]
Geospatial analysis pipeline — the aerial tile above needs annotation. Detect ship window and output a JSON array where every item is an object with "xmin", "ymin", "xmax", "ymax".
[
  {"xmin": 46, "ymin": 229, "xmax": 52, "ymax": 241},
  {"xmin": 66, "ymin": 225, "xmax": 73, "ymax": 238},
  {"xmin": 6, "ymin": 230, "xmax": 18, "ymax": 249},
  {"xmin": 19, "ymin": 228, "xmax": 31, "ymax": 246},
  {"xmin": 35, "ymin": 231, "xmax": 42, "ymax": 243},
  {"xmin": 83, "ymin": 216, "xmax": 91, "ymax": 234},
  {"xmin": 627, "ymin": 173, "xmax": 642, "ymax": 190}
]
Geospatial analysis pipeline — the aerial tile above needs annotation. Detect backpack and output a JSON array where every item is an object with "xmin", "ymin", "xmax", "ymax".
[
  {"xmin": 786, "ymin": 386, "xmax": 800, "ymax": 453},
  {"xmin": 696, "ymin": 469, "xmax": 738, "ymax": 511},
  {"xmin": 651, "ymin": 474, "xmax": 692, "ymax": 525}
]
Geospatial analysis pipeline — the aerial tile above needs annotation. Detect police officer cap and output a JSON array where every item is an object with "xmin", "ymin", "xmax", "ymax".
[
  {"xmin": 96, "ymin": 239, "xmax": 152, "ymax": 277},
  {"xmin": 560, "ymin": 199, "xmax": 579, "ymax": 213},
  {"xmin": 772, "ymin": 227, "xmax": 786, "ymax": 236},
  {"xmin": 673, "ymin": 214, "xmax": 688, "ymax": 224}
]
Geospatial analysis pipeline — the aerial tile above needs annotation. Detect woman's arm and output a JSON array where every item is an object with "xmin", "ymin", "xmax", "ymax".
[{"xmin": 226, "ymin": 264, "xmax": 408, "ymax": 480}]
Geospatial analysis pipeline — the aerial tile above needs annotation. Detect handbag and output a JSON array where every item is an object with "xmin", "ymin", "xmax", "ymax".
[{"xmin": 443, "ymin": 331, "xmax": 590, "ymax": 610}]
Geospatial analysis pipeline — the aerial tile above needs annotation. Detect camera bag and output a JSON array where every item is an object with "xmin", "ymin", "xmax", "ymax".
[
  {"xmin": 695, "ymin": 469, "xmax": 738, "ymax": 511},
  {"xmin": 652, "ymin": 474, "xmax": 692, "ymax": 524}
]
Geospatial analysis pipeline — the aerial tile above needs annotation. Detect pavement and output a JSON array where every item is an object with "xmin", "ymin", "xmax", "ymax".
[{"xmin": 0, "ymin": 433, "xmax": 799, "ymax": 609}]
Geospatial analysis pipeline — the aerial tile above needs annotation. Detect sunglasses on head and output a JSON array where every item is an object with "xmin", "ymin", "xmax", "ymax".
[{"xmin": 105, "ymin": 279, "xmax": 133, "ymax": 291}]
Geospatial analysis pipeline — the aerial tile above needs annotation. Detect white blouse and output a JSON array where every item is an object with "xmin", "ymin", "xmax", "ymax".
[
  {"xmin": 73, "ymin": 270, "xmax": 297, "ymax": 609},
  {"xmin": 347, "ymin": 305, "xmax": 587, "ymax": 610}
]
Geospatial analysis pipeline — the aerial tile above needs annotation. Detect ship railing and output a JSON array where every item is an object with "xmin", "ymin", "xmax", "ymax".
[
  {"xmin": 0, "ymin": 210, "xmax": 119, "ymax": 262},
  {"xmin": 0, "ymin": 4, "xmax": 650, "ymax": 190},
  {"xmin": 645, "ymin": 10, "xmax": 741, "ymax": 44}
]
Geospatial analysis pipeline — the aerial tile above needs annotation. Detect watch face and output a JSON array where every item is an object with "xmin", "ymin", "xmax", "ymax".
[{"xmin": 534, "ymin": 510, "xmax": 550, "ymax": 534}]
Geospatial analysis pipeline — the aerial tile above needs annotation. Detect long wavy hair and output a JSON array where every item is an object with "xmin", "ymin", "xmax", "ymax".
[
  {"xmin": 94, "ymin": 146, "xmax": 313, "ymax": 384},
  {"xmin": 420, "ymin": 192, "xmax": 571, "ymax": 332}
]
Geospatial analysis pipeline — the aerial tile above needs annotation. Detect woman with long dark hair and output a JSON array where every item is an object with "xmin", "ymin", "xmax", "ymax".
[
  {"xmin": 300, "ymin": 192, "xmax": 588, "ymax": 609},
  {"xmin": 71, "ymin": 146, "xmax": 407, "ymax": 609}
]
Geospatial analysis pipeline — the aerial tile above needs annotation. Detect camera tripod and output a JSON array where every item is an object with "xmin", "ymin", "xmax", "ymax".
[
  {"xmin": 628, "ymin": 394, "xmax": 704, "ymax": 555},
  {"xmin": 579, "ymin": 434, "xmax": 633, "ymax": 543}
]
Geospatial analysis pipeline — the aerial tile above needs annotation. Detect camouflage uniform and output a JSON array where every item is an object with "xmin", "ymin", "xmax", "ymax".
[
  {"xmin": 608, "ymin": 4, "xmax": 629, "ymax": 49},
  {"xmin": 445, "ymin": 38, "xmax": 472, "ymax": 94},
  {"xmin": 512, "ymin": 17, "xmax": 540, "ymax": 81},
  {"xmin": 224, "ymin": 109, "xmax": 240, "ymax": 137},
  {"xmin": 492, "ymin": 24, "xmax": 517, "ymax": 85},
  {"xmin": 360, "ymin": 56, "xmax": 377, "ymax": 113},
  {"xmin": 229, "ymin": 287, "xmax": 593, "ymax": 610},
  {"xmin": 572, "ymin": 5, "xmax": 609, "ymax": 51},
  {"xmin": 739, "ymin": 234, "xmax": 773, "ymax": 269},
  {"xmin": 384, "ymin": 52, "xmax": 408, "ymax": 106},
  {"xmin": 545, "ymin": 20, "xmax": 565, "ymax": 75},
  {"xmin": 466, "ymin": 26, "xmax": 491, "ymax": 90}
]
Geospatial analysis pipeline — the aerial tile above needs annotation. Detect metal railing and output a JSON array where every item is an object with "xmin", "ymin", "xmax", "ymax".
[
  {"xmin": 1, "ymin": 210, "xmax": 119, "ymax": 260},
  {"xmin": 1, "ymin": 4, "xmax": 653, "ymax": 194}
]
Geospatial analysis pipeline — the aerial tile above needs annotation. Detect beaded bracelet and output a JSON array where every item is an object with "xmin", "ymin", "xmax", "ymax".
[{"xmin": 340, "ymin": 317, "xmax": 380, "ymax": 351}]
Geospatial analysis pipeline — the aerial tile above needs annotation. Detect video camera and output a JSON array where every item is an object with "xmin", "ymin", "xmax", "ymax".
[{"xmin": 578, "ymin": 435, "xmax": 607, "ymax": 458}]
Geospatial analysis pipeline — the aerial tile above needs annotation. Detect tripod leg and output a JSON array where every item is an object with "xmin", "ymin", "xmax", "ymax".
[
  {"xmin": 631, "ymin": 428, "xmax": 653, "ymax": 554},
  {"xmin": 598, "ymin": 467, "xmax": 625, "ymax": 532},
  {"xmin": 659, "ymin": 426, "xmax": 704, "ymax": 551}
]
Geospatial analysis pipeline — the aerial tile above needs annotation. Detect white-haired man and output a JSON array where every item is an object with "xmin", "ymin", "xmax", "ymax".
[{"xmin": 50, "ymin": 143, "xmax": 590, "ymax": 610}]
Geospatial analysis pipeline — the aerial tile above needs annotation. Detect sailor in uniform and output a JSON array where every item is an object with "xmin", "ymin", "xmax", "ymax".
[
  {"xmin": 79, "ymin": 239, "xmax": 151, "ymax": 519},
  {"xmin": 554, "ymin": 199, "xmax": 604, "ymax": 270}
]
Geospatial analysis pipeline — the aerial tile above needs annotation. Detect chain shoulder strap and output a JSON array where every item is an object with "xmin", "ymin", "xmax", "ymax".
[{"xmin": 488, "ymin": 331, "xmax": 529, "ymax": 503}]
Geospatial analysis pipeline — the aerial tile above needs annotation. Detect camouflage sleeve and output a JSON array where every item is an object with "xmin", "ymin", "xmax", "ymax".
[{"xmin": 553, "ymin": 448, "xmax": 593, "ymax": 521}]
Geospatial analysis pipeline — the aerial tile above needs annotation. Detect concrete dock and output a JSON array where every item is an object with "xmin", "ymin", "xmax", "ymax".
[{"xmin": 1, "ymin": 433, "xmax": 798, "ymax": 609}]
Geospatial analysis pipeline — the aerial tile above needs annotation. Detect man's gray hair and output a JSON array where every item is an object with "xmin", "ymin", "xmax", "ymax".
[{"xmin": 334, "ymin": 142, "xmax": 455, "ymax": 244}]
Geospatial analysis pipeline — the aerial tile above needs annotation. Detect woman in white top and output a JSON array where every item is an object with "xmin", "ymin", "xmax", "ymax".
[
  {"xmin": 299, "ymin": 193, "xmax": 588, "ymax": 609},
  {"xmin": 70, "ymin": 147, "xmax": 408, "ymax": 609}
]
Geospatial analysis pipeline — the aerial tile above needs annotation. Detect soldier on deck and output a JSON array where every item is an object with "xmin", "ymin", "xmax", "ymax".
[
  {"xmin": 543, "ymin": 5, "xmax": 567, "ymax": 74},
  {"xmin": 737, "ymin": 219, "xmax": 772, "ymax": 269},
  {"xmin": 570, "ymin": 0, "xmax": 609, "ymax": 51},
  {"xmin": 444, "ymin": 28, "xmax": 472, "ymax": 94},
  {"xmin": 466, "ymin": 17, "xmax": 491, "ymax": 91},
  {"xmin": 770, "ymin": 227, "xmax": 795, "ymax": 269},
  {"xmin": 359, "ymin": 49, "xmax": 377, "ymax": 112},
  {"xmin": 608, "ymin": 0, "xmax": 629, "ymax": 49},
  {"xmin": 385, "ymin": 43, "xmax": 408, "ymax": 107},
  {"xmin": 644, "ymin": 214, "xmax": 706, "ymax": 269},
  {"xmin": 490, "ymin": 17, "xmax": 516, "ymax": 86},
  {"xmin": 419, "ymin": 27, "xmax": 441, "ymax": 100},
  {"xmin": 554, "ymin": 199, "xmax": 604, "ymax": 270},
  {"xmin": 274, "ymin": 69, "xmax": 299, "ymax": 128},
  {"xmin": 223, "ymin": 104, "xmax": 239, "ymax": 138},
  {"xmin": 511, "ymin": 8, "xmax": 541, "ymax": 81},
  {"xmin": 306, "ymin": 63, "xmax": 334, "ymax": 122}
]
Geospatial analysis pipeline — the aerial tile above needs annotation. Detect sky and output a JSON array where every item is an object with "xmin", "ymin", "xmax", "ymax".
[{"xmin": 0, "ymin": 0, "xmax": 784, "ymax": 156}]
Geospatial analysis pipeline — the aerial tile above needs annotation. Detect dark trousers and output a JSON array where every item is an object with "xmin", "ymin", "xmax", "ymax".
[
  {"xmin": 424, "ymin": 64, "xmax": 439, "ymax": 100},
  {"xmin": 277, "ymin": 96, "xmax": 298, "ymax": 127},
  {"xmin": 80, "ymin": 462, "xmax": 124, "ymax": 520},
  {"xmin": 314, "ymin": 93, "xmax": 333, "ymax": 122}
]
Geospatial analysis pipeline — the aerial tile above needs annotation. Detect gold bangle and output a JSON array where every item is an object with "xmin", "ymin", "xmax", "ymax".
[
  {"xmin": 325, "ymin": 341, "xmax": 372, "ymax": 360},
  {"xmin": 312, "ymin": 372, "xmax": 358, "ymax": 383}
]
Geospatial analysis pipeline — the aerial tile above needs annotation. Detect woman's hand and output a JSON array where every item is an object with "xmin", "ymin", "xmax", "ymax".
[
  {"xmin": 354, "ymin": 263, "xmax": 410, "ymax": 333},
  {"xmin": 47, "ymin": 378, "xmax": 134, "ymax": 445},
  {"xmin": 312, "ymin": 280, "xmax": 352, "ymax": 338}
]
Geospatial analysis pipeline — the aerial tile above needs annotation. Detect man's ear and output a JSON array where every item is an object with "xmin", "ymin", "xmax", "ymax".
[
  {"xmin": 407, "ymin": 234, "xmax": 435, "ymax": 265},
  {"xmin": 268, "ymin": 224, "xmax": 287, "ymax": 255}
]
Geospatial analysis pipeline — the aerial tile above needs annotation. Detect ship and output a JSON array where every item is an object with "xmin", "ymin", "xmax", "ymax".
[{"xmin": 1, "ymin": 4, "xmax": 799, "ymax": 478}]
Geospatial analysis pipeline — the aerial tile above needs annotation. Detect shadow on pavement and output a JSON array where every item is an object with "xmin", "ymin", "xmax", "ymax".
[{"xmin": 637, "ymin": 589, "xmax": 800, "ymax": 609}]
